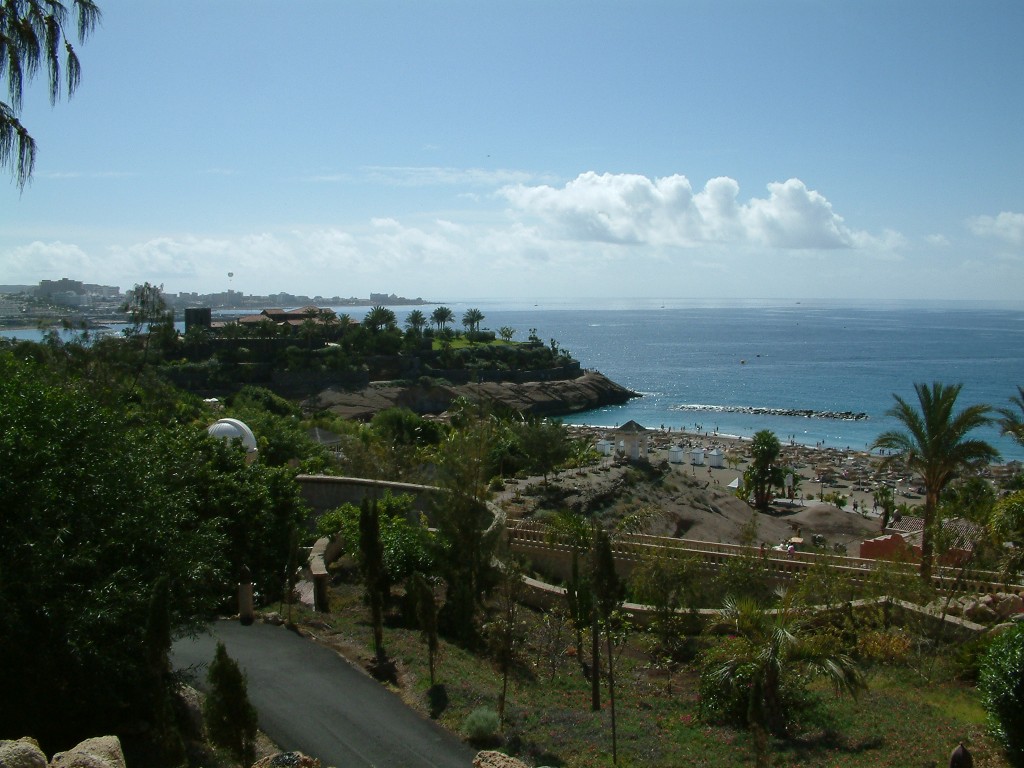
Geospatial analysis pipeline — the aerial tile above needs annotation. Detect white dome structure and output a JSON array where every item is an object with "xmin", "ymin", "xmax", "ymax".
[{"xmin": 207, "ymin": 418, "xmax": 258, "ymax": 454}]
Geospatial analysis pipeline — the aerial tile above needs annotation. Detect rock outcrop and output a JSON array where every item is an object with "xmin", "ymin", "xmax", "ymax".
[
  {"xmin": 50, "ymin": 737, "xmax": 125, "ymax": 768},
  {"xmin": 313, "ymin": 370, "xmax": 638, "ymax": 421},
  {"xmin": 928, "ymin": 591, "xmax": 1024, "ymax": 625},
  {"xmin": 0, "ymin": 738, "xmax": 48, "ymax": 768},
  {"xmin": 0, "ymin": 737, "xmax": 125, "ymax": 768}
]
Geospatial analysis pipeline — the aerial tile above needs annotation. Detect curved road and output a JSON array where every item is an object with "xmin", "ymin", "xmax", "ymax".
[{"xmin": 171, "ymin": 620, "xmax": 476, "ymax": 768}]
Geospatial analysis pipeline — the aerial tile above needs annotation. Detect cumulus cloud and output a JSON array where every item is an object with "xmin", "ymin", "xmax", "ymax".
[
  {"xmin": 968, "ymin": 211, "xmax": 1024, "ymax": 245},
  {"xmin": 500, "ymin": 172, "xmax": 865, "ymax": 250},
  {"xmin": 5, "ymin": 241, "xmax": 94, "ymax": 280},
  {"xmin": 3, "ymin": 169, "xmax": 912, "ymax": 299}
]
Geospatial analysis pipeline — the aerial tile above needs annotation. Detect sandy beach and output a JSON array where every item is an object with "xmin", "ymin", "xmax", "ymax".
[{"xmin": 501, "ymin": 423, "xmax": 1015, "ymax": 554}]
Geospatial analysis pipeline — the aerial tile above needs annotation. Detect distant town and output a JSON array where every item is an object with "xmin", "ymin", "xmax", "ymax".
[{"xmin": 0, "ymin": 278, "xmax": 432, "ymax": 328}]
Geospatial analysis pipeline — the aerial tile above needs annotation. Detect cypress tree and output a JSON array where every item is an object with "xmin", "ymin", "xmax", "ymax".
[{"xmin": 204, "ymin": 641, "xmax": 258, "ymax": 765}]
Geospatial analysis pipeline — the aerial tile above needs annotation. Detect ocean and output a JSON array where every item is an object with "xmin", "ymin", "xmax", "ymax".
[
  {"xmin": 375, "ymin": 298, "xmax": 1024, "ymax": 463},
  {"xmin": 7, "ymin": 298, "xmax": 1023, "ymax": 462}
]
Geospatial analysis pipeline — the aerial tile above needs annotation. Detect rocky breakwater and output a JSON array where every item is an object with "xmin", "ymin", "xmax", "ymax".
[
  {"xmin": 313, "ymin": 370, "xmax": 639, "ymax": 421},
  {"xmin": 673, "ymin": 403, "xmax": 869, "ymax": 421}
]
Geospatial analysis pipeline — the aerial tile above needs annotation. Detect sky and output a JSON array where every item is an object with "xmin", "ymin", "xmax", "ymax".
[{"xmin": 3, "ymin": 1, "xmax": 1024, "ymax": 303}]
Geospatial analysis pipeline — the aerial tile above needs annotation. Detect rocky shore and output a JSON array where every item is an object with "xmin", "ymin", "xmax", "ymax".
[
  {"xmin": 671, "ymin": 404, "xmax": 869, "ymax": 421},
  {"xmin": 310, "ymin": 370, "xmax": 639, "ymax": 421}
]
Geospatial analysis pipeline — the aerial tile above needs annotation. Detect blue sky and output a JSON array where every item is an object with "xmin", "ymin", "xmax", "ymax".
[{"xmin": 3, "ymin": 1, "xmax": 1023, "ymax": 302}]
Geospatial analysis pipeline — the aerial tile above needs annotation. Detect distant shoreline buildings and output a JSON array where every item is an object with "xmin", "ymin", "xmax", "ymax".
[{"xmin": 0, "ymin": 278, "xmax": 433, "ymax": 328}]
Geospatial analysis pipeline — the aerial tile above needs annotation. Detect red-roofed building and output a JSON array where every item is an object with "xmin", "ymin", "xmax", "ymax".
[{"xmin": 859, "ymin": 514, "xmax": 982, "ymax": 565}]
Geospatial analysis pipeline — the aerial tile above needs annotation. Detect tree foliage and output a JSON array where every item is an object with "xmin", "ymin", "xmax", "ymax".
[
  {"xmin": 997, "ymin": 385, "xmax": 1024, "ymax": 449},
  {"xmin": 359, "ymin": 498, "xmax": 387, "ymax": 662},
  {"xmin": 745, "ymin": 429, "xmax": 783, "ymax": 511},
  {"xmin": 2, "ymin": 0, "xmax": 100, "ymax": 188},
  {"xmin": 430, "ymin": 421, "xmax": 501, "ymax": 642},
  {"xmin": 990, "ymin": 490, "xmax": 1024, "ymax": 580},
  {"xmin": 0, "ymin": 353, "xmax": 220, "ymax": 746},
  {"xmin": 0, "ymin": 351, "xmax": 304, "ymax": 749},
  {"xmin": 873, "ymin": 382, "xmax": 998, "ymax": 580},
  {"xmin": 979, "ymin": 624, "xmax": 1024, "ymax": 766},
  {"xmin": 204, "ymin": 641, "xmax": 258, "ymax": 766},
  {"xmin": 700, "ymin": 594, "xmax": 866, "ymax": 748}
]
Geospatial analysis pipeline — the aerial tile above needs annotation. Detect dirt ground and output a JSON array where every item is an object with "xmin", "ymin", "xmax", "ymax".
[{"xmin": 497, "ymin": 426, "xmax": 898, "ymax": 555}]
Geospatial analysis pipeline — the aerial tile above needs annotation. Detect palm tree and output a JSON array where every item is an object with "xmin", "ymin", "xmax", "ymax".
[
  {"xmin": 872, "ymin": 382, "xmax": 998, "ymax": 581},
  {"xmin": 462, "ymin": 307, "xmax": 485, "ymax": 334},
  {"xmin": 498, "ymin": 326, "xmax": 516, "ymax": 342},
  {"xmin": 997, "ymin": 385, "xmax": 1024, "ymax": 448},
  {"xmin": 404, "ymin": 309, "xmax": 427, "ymax": 335},
  {"xmin": 363, "ymin": 305, "xmax": 396, "ymax": 333},
  {"xmin": 431, "ymin": 306, "xmax": 454, "ymax": 332},
  {"xmin": 704, "ymin": 594, "xmax": 866, "ymax": 765},
  {"xmin": 745, "ymin": 430, "xmax": 783, "ymax": 511}
]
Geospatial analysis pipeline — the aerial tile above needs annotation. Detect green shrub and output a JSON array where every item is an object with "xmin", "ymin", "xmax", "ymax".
[
  {"xmin": 979, "ymin": 624, "xmax": 1024, "ymax": 766},
  {"xmin": 203, "ymin": 642, "xmax": 258, "ymax": 765},
  {"xmin": 462, "ymin": 707, "xmax": 500, "ymax": 743}
]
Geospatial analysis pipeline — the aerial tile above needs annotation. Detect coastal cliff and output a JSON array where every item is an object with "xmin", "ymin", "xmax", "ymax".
[{"xmin": 311, "ymin": 370, "xmax": 638, "ymax": 421}]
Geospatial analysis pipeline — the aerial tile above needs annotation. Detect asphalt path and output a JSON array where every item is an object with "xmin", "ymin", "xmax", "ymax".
[{"xmin": 171, "ymin": 620, "xmax": 477, "ymax": 768}]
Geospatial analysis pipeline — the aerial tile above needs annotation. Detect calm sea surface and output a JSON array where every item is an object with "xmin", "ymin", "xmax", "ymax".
[
  {"xmin": 388, "ymin": 298, "xmax": 1024, "ymax": 463},
  {"xmin": 7, "ymin": 298, "xmax": 1023, "ymax": 462}
]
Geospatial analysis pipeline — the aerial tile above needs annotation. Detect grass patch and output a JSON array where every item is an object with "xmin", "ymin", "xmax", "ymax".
[{"xmin": 292, "ymin": 581, "xmax": 1011, "ymax": 767}]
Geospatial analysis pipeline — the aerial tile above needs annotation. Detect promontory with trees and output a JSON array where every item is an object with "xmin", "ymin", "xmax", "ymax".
[{"xmin": 2, "ymin": 283, "xmax": 1024, "ymax": 768}]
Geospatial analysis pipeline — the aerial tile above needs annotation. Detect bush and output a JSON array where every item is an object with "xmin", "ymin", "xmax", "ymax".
[
  {"xmin": 979, "ymin": 624, "xmax": 1024, "ymax": 766},
  {"xmin": 462, "ymin": 707, "xmax": 500, "ymax": 743},
  {"xmin": 204, "ymin": 642, "xmax": 258, "ymax": 765}
]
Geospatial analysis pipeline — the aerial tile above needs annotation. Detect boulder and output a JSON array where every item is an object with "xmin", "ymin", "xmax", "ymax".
[
  {"xmin": 173, "ymin": 684, "xmax": 205, "ymax": 741},
  {"xmin": 995, "ymin": 593, "xmax": 1023, "ymax": 619},
  {"xmin": 49, "ymin": 736, "xmax": 125, "ymax": 768},
  {"xmin": 0, "ymin": 737, "xmax": 48, "ymax": 768},
  {"xmin": 473, "ymin": 751, "xmax": 530, "ymax": 768},
  {"xmin": 964, "ymin": 601, "xmax": 998, "ymax": 623},
  {"xmin": 987, "ymin": 622, "xmax": 1018, "ymax": 637}
]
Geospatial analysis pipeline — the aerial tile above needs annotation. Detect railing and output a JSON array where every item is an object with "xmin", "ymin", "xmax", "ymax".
[{"xmin": 506, "ymin": 519, "xmax": 1023, "ymax": 595}]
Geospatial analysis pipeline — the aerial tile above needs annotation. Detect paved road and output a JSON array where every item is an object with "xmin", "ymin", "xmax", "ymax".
[{"xmin": 172, "ymin": 620, "xmax": 476, "ymax": 768}]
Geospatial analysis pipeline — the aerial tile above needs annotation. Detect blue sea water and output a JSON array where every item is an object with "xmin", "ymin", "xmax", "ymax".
[{"xmin": 380, "ymin": 298, "xmax": 1024, "ymax": 463}]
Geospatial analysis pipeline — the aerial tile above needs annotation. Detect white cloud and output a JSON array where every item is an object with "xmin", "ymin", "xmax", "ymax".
[
  {"xmin": 500, "ymin": 172, "xmax": 867, "ymax": 250},
  {"xmin": 4, "ymin": 241, "xmax": 94, "ymax": 281},
  {"xmin": 10, "ymin": 169, "xmax": 968, "ymax": 301},
  {"xmin": 968, "ymin": 211, "xmax": 1024, "ymax": 245}
]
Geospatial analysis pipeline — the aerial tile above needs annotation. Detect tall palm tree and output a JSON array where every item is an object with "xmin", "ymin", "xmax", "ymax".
[
  {"xmin": 872, "ymin": 382, "xmax": 998, "ymax": 581},
  {"xmin": 404, "ymin": 309, "xmax": 427, "ymax": 335},
  {"xmin": 462, "ymin": 307, "xmax": 485, "ymax": 334},
  {"xmin": 431, "ymin": 306, "xmax": 453, "ymax": 332},
  {"xmin": 363, "ymin": 305, "xmax": 396, "ymax": 333},
  {"xmin": 745, "ymin": 430, "xmax": 783, "ymax": 511},
  {"xmin": 997, "ymin": 385, "xmax": 1024, "ymax": 448}
]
